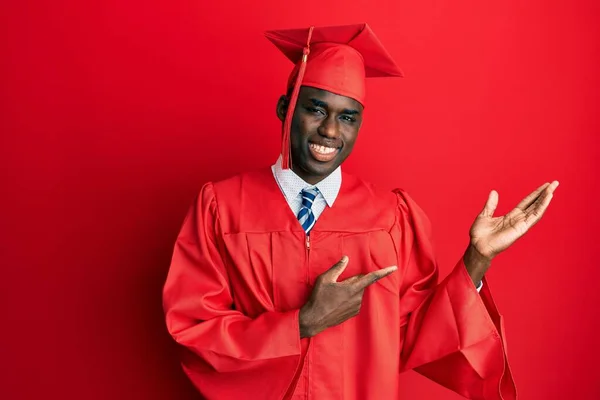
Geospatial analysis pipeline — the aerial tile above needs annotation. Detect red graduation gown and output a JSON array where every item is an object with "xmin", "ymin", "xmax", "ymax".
[{"xmin": 163, "ymin": 167, "xmax": 517, "ymax": 400}]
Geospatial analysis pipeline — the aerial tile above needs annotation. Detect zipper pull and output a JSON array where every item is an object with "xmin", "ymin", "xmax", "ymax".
[{"xmin": 306, "ymin": 235, "xmax": 310, "ymax": 250}]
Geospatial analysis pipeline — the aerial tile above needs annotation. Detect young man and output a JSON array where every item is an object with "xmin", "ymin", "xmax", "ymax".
[{"xmin": 163, "ymin": 23, "xmax": 558, "ymax": 399}]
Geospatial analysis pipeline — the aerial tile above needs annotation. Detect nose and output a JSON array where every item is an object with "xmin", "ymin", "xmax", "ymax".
[{"xmin": 318, "ymin": 115, "xmax": 340, "ymax": 139}]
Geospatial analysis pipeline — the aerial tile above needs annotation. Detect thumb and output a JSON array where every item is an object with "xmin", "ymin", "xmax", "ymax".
[
  {"xmin": 480, "ymin": 190, "xmax": 499, "ymax": 218},
  {"xmin": 323, "ymin": 256, "xmax": 349, "ymax": 282}
]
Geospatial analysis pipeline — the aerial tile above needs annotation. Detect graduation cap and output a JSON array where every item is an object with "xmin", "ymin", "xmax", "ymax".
[{"xmin": 265, "ymin": 23, "xmax": 403, "ymax": 169}]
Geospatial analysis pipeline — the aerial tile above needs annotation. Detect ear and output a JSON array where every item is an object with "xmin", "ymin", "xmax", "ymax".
[{"xmin": 276, "ymin": 95, "xmax": 288, "ymax": 122}]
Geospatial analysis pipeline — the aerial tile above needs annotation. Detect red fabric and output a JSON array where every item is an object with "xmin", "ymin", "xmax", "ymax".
[
  {"xmin": 265, "ymin": 22, "xmax": 404, "ymax": 107},
  {"xmin": 287, "ymin": 43, "xmax": 367, "ymax": 106},
  {"xmin": 162, "ymin": 167, "xmax": 517, "ymax": 400},
  {"xmin": 265, "ymin": 23, "xmax": 404, "ymax": 83}
]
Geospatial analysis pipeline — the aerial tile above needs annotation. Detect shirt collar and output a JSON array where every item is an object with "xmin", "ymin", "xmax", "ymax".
[{"xmin": 272, "ymin": 155, "xmax": 342, "ymax": 207}]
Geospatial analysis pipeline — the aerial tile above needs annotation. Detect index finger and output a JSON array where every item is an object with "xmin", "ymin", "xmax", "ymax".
[{"xmin": 354, "ymin": 266, "xmax": 397, "ymax": 291}]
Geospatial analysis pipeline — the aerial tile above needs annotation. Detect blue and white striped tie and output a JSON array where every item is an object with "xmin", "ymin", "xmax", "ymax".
[{"xmin": 298, "ymin": 188, "xmax": 319, "ymax": 234}]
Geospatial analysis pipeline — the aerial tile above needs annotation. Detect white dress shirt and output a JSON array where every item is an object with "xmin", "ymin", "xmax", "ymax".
[{"xmin": 271, "ymin": 155, "xmax": 341, "ymax": 220}]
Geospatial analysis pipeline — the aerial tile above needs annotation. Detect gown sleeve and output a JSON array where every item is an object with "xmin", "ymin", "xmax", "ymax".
[
  {"xmin": 162, "ymin": 183, "xmax": 305, "ymax": 400},
  {"xmin": 392, "ymin": 189, "xmax": 517, "ymax": 400}
]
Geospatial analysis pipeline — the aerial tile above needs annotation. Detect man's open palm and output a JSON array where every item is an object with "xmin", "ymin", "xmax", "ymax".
[{"xmin": 469, "ymin": 181, "xmax": 560, "ymax": 260}]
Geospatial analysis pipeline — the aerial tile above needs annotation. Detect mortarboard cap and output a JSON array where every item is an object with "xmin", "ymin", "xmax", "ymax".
[{"xmin": 265, "ymin": 23, "xmax": 403, "ymax": 169}]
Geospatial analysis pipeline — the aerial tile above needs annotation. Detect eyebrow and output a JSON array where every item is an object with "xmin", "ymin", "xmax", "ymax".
[{"xmin": 309, "ymin": 98, "xmax": 360, "ymax": 115}]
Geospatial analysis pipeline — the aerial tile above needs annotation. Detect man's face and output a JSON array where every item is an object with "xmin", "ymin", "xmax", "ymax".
[{"xmin": 277, "ymin": 86, "xmax": 364, "ymax": 184}]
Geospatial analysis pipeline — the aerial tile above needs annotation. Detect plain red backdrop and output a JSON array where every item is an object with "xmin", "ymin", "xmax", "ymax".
[{"xmin": 1, "ymin": 0, "xmax": 599, "ymax": 399}]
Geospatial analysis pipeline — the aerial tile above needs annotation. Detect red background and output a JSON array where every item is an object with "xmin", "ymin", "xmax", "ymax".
[{"xmin": 1, "ymin": 1, "xmax": 599, "ymax": 399}]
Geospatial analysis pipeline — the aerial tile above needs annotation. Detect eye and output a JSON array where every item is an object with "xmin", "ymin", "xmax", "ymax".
[
  {"xmin": 306, "ymin": 107, "xmax": 326, "ymax": 116},
  {"xmin": 340, "ymin": 115, "xmax": 356, "ymax": 123}
]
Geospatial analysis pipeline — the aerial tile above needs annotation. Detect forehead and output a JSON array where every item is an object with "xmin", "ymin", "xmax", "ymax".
[{"xmin": 298, "ymin": 86, "xmax": 364, "ymax": 111}]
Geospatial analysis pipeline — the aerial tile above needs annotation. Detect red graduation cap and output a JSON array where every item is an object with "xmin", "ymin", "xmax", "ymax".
[{"xmin": 265, "ymin": 23, "xmax": 403, "ymax": 169}]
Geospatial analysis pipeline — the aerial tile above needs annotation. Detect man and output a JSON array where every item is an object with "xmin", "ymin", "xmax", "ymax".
[{"xmin": 163, "ymin": 23, "xmax": 558, "ymax": 399}]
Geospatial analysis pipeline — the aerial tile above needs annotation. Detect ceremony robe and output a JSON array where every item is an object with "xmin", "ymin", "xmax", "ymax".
[{"xmin": 163, "ymin": 167, "xmax": 517, "ymax": 400}]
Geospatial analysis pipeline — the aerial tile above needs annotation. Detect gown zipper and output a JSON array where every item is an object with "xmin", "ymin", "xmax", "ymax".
[
  {"xmin": 304, "ymin": 232, "xmax": 312, "ymax": 398},
  {"xmin": 305, "ymin": 234, "xmax": 311, "ymax": 283}
]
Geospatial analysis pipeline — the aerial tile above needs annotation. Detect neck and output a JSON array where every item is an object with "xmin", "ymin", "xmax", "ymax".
[{"xmin": 292, "ymin": 166, "xmax": 330, "ymax": 185}]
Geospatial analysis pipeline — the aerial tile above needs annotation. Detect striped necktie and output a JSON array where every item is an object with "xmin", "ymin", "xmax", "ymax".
[{"xmin": 298, "ymin": 188, "xmax": 319, "ymax": 234}]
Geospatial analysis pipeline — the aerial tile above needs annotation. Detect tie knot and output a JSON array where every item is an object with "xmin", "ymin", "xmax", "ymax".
[{"xmin": 301, "ymin": 187, "xmax": 319, "ymax": 209}]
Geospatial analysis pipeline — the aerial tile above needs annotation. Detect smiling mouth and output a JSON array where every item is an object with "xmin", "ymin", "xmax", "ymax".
[{"xmin": 308, "ymin": 142, "xmax": 339, "ymax": 162}]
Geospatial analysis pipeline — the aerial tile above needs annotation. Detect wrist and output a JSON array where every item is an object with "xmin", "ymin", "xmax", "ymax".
[
  {"xmin": 463, "ymin": 244, "xmax": 492, "ymax": 286},
  {"xmin": 299, "ymin": 306, "xmax": 315, "ymax": 339}
]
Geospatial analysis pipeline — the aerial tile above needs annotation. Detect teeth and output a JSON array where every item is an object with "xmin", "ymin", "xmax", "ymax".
[{"xmin": 310, "ymin": 143, "xmax": 337, "ymax": 155}]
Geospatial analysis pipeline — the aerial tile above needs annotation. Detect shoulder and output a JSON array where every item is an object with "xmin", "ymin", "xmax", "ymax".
[
  {"xmin": 340, "ymin": 172, "xmax": 430, "ymax": 224},
  {"xmin": 208, "ymin": 166, "xmax": 274, "ymax": 201},
  {"xmin": 188, "ymin": 167, "xmax": 273, "ymax": 216},
  {"xmin": 340, "ymin": 171, "xmax": 405, "ymax": 210}
]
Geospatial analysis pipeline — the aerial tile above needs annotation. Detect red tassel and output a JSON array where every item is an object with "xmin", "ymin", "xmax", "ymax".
[{"xmin": 281, "ymin": 26, "xmax": 314, "ymax": 170}]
